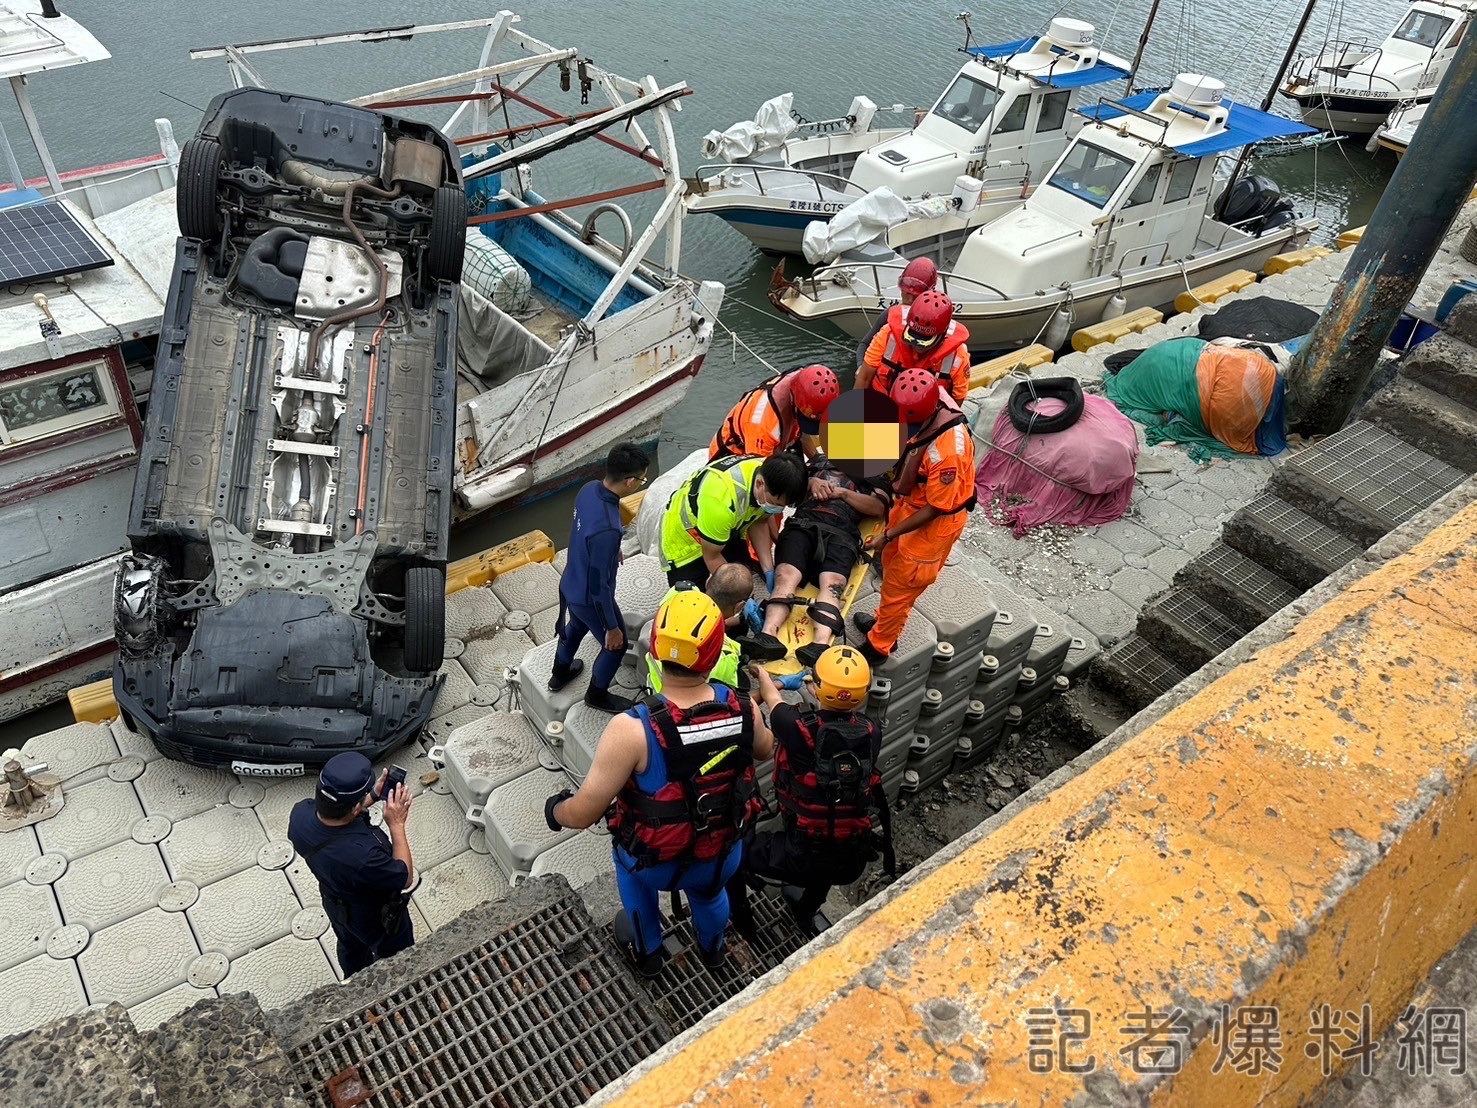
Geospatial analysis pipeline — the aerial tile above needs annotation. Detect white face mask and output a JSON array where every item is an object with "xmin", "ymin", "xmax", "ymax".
[{"xmin": 760, "ymin": 502, "xmax": 785, "ymax": 515}]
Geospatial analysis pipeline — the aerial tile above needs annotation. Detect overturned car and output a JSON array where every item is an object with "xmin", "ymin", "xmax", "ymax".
[{"xmin": 114, "ymin": 88, "xmax": 466, "ymax": 772}]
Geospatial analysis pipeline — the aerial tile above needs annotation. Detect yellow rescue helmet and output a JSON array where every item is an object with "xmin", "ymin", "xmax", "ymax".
[
  {"xmin": 814, "ymin": 645, "xmax": 871, "ymax": 709},
  {"xmin": 653, "ymin": 589, "xmax": 726, "ymax": 672}
]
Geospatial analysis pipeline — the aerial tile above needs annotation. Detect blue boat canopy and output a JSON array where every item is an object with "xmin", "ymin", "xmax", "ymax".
[
  {"xmin": 966, "ymin": 37, "xmax": 1133, "ymax": 88},
  {"xmin": 1083, "ymin": 91, "xmax": 1317, "ymax": 156}
]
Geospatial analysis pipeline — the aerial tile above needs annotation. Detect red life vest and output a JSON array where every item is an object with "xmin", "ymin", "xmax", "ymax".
[
  {"xmin": 874, "ymin": 304, "xmax": 971, "ymax": 396},
  {"xmin": 774, "ymin": 711, "xmax": 882, "ymax": 848},
  {"xmin": 609, "ymin": 687, "xmax": 759, "ymax": 868}
]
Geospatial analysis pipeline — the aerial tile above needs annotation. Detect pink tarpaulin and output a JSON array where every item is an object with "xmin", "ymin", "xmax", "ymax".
[{"xmin": 975, "ymin": 394, "xmax": 1139, "ymax": 536}]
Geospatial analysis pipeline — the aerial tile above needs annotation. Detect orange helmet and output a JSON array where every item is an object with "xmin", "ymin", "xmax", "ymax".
[
  {"xmin": 904, "ymin": 290, "xmax": 954, "ymax": 350},
  {"xmin": 898, "ymin": 257, "xmax": 937, "ymax": 296},
  {"xmin": 890, "ymin": 368, "xmax": 938, "ymax": 423},
  {"xmin": 789, "ymin": 365, "xmax": 841, "ymax": 421}
]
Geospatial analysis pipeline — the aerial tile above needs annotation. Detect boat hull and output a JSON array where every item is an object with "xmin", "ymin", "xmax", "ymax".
[{"xmin": 1282, "ymin": 90, "xmax": 1416, "ymax": 135}]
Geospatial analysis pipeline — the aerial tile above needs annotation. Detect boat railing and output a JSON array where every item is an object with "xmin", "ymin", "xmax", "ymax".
[
  {"xmin": 1293, "ymin": 41, "xmax": 1414, "ymax": 96},
  {"xmin": 1022, "ymin": 228, "xmax": 1086, "ymax": 257},
  {"xmin": 797, "ymin": 259, "xmax": 1006, "ymax": 302},
  {"xmin": 1112, "ymin": 239, "xmax": 1173, "ymax": 270},
  {"xmin": 692, "ymin": 162, "xmax": 872, "ymax": 201}
]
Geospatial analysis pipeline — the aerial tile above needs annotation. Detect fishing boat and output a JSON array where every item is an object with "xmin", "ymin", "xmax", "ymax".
[
  {"xmin": 1, "ymin": 11, "xmax": 723, "ymax": 722},
  {"xmin": 1375, "ymin": 99, "xmax": 1425, "ymax": 155},
  {"xmin": 685, "ymin": 18, "xmax": 1133, "ymax": 259},
  {"xmin": 772, "ymin": 74, "xmax": 1319, "ymax": 351},
  {"xmin": 1280, "ymin": 0, "xmax": 1475, "ymax": 134}
]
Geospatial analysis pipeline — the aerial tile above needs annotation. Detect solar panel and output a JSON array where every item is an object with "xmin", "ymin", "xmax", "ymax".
[{"xmin": 0, "ymin": 199, "xmax": 113, "ymax": 285}]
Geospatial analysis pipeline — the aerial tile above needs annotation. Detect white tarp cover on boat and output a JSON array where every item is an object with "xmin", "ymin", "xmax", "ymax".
[
  {"xmin": 456, "ymin": 284, "xmax": 552, "ymax": 384},
  {"xmin": 635, "ymin": 447, "xmax": 709, "ymax": 556},
  {"xmin": 801, "ymin": 187, "xmax": 911, "ymax": 264},
  {"xmin": 701, "ymin": 94, "xmax": 798, "ymax": 162}
]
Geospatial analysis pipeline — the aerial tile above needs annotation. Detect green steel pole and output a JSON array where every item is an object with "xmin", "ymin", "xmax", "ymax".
[{"xmin": 1286, "ymin": 30, "xmax": 1477, "ymax": 435}]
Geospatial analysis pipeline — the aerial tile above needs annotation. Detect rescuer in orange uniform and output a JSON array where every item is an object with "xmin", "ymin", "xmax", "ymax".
[
  {"xmin": 708, "ymin": 364, "xmax": 841, "ymax": 461},
  {"xmin": 853, "ymin": 257, "xmax": 937, "ymax": 367},
  {"xmin": 856, "ymin": 289, "xmax": 971, "ymax": 404},
  {"xmin": 853, "ymin": 369, "xmax": 976, "ymax": 662}
]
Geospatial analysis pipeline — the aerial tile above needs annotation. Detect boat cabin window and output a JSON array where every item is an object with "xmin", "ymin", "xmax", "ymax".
[
  {"xmin": 0, "ymin": 359, "xmax": 121, "ymax": 450},
  {"xmin": 1124, "ymin": 163, "xmax": 1163, "ymax": 208},
  {"xmin": 1164, "ymin": 158, "xmax": 1197, "ymax": 203},
  {"xmin": 1393, "ymin": 10, "xmax": 1453, "ymax": 48},
  {"xmin": 932, "ymin": 73, "xmax": 1002, "ymax": 133},
  {"xmin": 1047, "ymin": 140, "xmax": 1137, "ymax": 208},
  {"xmin": 1037, "ymin": 91, "xmax": 1070, "ymax": 132},
  {"xmin": 995, "ymin": 94, "xmax": 1029, "ymax": 134}
]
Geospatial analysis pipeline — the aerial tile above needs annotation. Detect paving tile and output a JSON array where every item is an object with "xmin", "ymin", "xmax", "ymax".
[
  {"xmin": 1106, "ymin": 566, "xmax": 1173, "ymax": 612},
  {"xmin": 0, "ymin": 955, "xmax": 87, "ymax": 1039},
  {"xmin": 373, "ymin": 743, "xmax": 441, "ymax": 801},
  {"xmin": 254, "ymin": 777, "xmax": 317, "ymax": 842},
  {"xmin": 219, "ymin": 933, "xmax": 336, "ymax": 1009},
  {"xmin": 20, "ymin": 723, "xmax": 120, "ymax": 787},
  {"xmin": 489, "ymin": 561, "xmax": 561, "ymax": 615},
  {"xmin": 482, "ymin": 766, "xmax": 578, "ymax": 877},
  {"xmin": 461, "ymin": 629, "xmax": 537, "ymax": 685},
  {"xmin": 403, "ymin": 787, "xmax": 475, "ymax": 872},
  {"xmin": 1179, "ymin": 528, "xmax": 1220, "ymax": 558},
  {"xmin": 53, "ymin": 839, "xmax": 168, "ymax": 931},
  {"xmin": 1063, "ymin": 588, "xmax": 1142, "ymax": 647},
  {"xmin": 133, "ymin": 759, "xmax": 235, "ymax": 821},
  {"xmin": 36, "ymin": 777, "xmax": 143, "ymax": 858},
  {"xmin": 1094, "ymin": 520, "xmax": 1164, "ymax": 557},
  {"xmin": 1144, "ymin": 544, "xmax": 1195, "ymax": 585},
  {"xmin": 283, "ymin": 855, "xmax": 321, "ymax": 907},
  {"xmin": 78, "ymin": 906, "xmax": 199, "ymax": 1008},
  {"xmin": 161, "ymin": 806, "xmax": 267, "ymax": 884},
  {"xmin": 444, "ymin": 585, "xmax": 508, "ymax": 641},
  {"xmin": 529, "ymin": 830, "xmax": 616, "ymax": 891},
  {"xmin": 1163, "ymin": 479, "xmax": 1222, "ymax": 518},
  {"xmin": 529, "ymin": 606, "xmax": 560, "ymax": 645},
  {"xmin": 0, "ymin": 826, "xmax": 38, "ymax": 888},
  {"xmin": 1129, "ymin": 496, "xmax": 1197, "ymax": 541},
  {"xmin": 435, "ymin": 711, "xmax": 544, "ymax": 813},
  {"xmin": 412, "ymin": 851, "xmax": 510, "ymax": 931},
  {"xmin": 127, "ymin": 981, "xmax": 217, "ymax": 1030},
  {"xmin": 0, "ymin": 880, "xmax": 60, "ymax": 971},
  {"xmin": 189, "ymin": 867, "xmax": 299, "ymax": 959},
  {"xmin": 429, "ymin": 657, "xmax": 477, "ymax": 717},
  {"xmin": 423, "ymin": 703, "xmax": 495, "ymax": 747}
]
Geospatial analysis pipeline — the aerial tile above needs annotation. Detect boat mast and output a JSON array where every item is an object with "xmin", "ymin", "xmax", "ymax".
[
  {"xmin": 1126, "ymin": 0, "xmax": 1163, "ymax": 93},
  {"xmin": 1213, "ymin": 0, "xmax": 1320, "ymax": 221}
]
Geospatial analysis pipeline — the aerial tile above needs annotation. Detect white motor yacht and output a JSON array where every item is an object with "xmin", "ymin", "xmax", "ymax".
[
  {"xmin": 774, "ymin": 74, "xmax": 1320, "ymax": 351},
  {"xmin": 686, "ymin": 18, "xmax": 1132, "ymax": 258},
  {"xmin": 1376, "ymin": 99, "xmax": 1426, "ymax": 155},
  {"xmin": 1281, "ymin": 0, "xmax": 1475, "ymax": 134}
]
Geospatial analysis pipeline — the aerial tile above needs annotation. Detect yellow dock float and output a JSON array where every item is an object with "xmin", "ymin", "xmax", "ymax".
[
  {"xmin": 68, "ymin": 679, "xmax": 118, "ymax": 724},
  {"xmin": 445, "ymin": 530, "xmax": 556, "ymax": 594},
  {"xmin": 1071, "ymin": 306, "xmax": 1162, "ymax": 353},
  {"xmin": 1173, "ymin": 269, "xmax": 1257, "ymax": 313},
  {"xmin": 1336, "ymin": 225, "xmax": 1366, "ymax": 250},
  {"xmin": 1264, "ymin": 245, "xmax": 1333, "ymax": 274},
  {"xmin": 968, "ymin": 344, "xmax": 1054, "ymax": 390}
]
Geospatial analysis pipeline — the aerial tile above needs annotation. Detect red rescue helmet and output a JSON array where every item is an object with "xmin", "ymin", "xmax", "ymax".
[
  {"xmin": 898, "ymin": 257, "xmax": 938, "ymax": 297},
  {"xmin": 904, "ymin": 290, "xmax": 954, "ymax": 350},
  {"xmin": 789, "ymin": 364, "xmax": 841, "ymax": 420},
  {"xmin": 890, "ymin": 368, "xmax": 939, "ymax": 423}
]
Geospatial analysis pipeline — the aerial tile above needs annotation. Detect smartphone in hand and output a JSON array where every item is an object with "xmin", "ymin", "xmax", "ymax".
[{"xmin": 382, "ymin": 765, "xmax": 408, "ymax": 799}]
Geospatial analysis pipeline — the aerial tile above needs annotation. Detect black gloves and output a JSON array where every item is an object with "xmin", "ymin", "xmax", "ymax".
[{"xmin": 544, "ymin": 789, "xmax": 573, "ymax": 832}]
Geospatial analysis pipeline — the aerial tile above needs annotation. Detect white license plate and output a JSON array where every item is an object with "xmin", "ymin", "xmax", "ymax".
[{"xmin": 231, "ymin": 760, "xmax": 306, "ymax": 778}]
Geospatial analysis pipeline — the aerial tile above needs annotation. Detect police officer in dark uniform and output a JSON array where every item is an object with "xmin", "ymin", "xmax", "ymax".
[{"xmin": 288, "ymin": 752, "xmax": 417, "ymax": 977}]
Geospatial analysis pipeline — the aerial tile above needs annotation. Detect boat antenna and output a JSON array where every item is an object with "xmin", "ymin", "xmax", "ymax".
[
  {"xmin": 1126, "ymin": 0, "xmax": 1164, "ymax": 93},
  {"xmin": 1213, "ymin": 0, "xmax": 1320, "ymax": 221},
  {"xmin": 158, "ymin": 89, "xmax": 206, "ymax": 113},
  {"xmin": 40, "ymin": 0, "xmax": 60, "ymax": 17},
  {"xmin": 957, "ymin": 11, "xmax": 974, "ymax": 53}
]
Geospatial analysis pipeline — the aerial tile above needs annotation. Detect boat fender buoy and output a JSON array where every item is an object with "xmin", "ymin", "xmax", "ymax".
[
  {"xmin": 1100, "ymin": 292, "xmax": 1127, "ymax": 323},
  {"xmin": 1042, "ymin": 305, "xmax": 1074, "ymax": 350}
]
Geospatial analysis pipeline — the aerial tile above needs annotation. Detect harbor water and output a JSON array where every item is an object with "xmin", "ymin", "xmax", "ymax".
[{"xmin": 0, "ymin": 0, "xmax": 1403, "ymax": 742}]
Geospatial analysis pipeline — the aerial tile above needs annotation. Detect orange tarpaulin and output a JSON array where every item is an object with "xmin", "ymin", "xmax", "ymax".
[{"xmin": 1195, "ymin": 343, "xmax": 1279, "ymax": 457}]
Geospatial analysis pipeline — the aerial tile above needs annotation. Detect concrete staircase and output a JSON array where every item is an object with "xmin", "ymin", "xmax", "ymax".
[{"xmin": 1085, "ymin": 299, "xmax": 1477, "ymax": 725}]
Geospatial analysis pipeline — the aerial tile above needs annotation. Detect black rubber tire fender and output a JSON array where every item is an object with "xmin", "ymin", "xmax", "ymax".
[
  {"xmin": 177, "ymin": 136, "xmax": 225, "ymax": 243},
  {"xmin": 426, "ymin": 184, "xmax": 469, "ymax": 283},
  {"xmin": 1007, "ymin": 376, "xmax": 1085, "ymax": 434},
  {"xmin": 404, "ymin": 564, "xmax": 446, "ymax": 673}
]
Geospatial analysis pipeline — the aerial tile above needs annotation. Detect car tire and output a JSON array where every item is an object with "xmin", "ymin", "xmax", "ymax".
[
  {"xmin": 1007, "ymin": 377, "xmax": 1085, "ymax": 435},
  {"xmin": 177, "ymin": 137, "xmax": 225, "ymax": 243},
  {"xmin": 404, "ymin": 565, "xmax": 446, "ymax": 673},
  {"xmin": 426, "ymin": 184, "xmax": 468, "ymax": 283}
]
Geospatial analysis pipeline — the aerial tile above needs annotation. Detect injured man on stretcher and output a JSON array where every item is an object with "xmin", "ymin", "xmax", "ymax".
[{"xmin": 751, "ymin": 459, "xmax": 892, "ymax": 668}]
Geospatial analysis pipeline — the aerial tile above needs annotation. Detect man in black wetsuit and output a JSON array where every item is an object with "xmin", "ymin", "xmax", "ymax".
[{"xmin": 751, "ymin": 458, "xmax": 891, "ymax": 667}]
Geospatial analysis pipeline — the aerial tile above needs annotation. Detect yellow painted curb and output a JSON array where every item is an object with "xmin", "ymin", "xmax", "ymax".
[
  {"xmin": 445, "ymin": 530, "xmax": 555, "ymax": 594},
  {"xmin": 1071, "ymin": 306, "xmax": 1162, "ymax": 353},
  {"xmin": 68, "ymin": 678, "xmax": 118, "ymax": 724},
  {"xmin": 1265, "ymin": 245, "xmax": 1334, "ymax": 274},
  {"xmin": 1173, "ymin": 269, "xmax": 1257, "ymax": 313},
  {"xmin": 603, "ymin": 499, "xmax": 1477, "ymax": 1107},
  {"xmin": 969, "ymin": 344, "xmax": 1054, "ymax": 390}
]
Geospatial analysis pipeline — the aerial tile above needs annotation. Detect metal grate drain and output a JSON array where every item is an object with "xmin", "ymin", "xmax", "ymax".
[
  {"xmin": 289, "ymin": 900, "xmax": 670, "ymax": 1108},
  {"xmin": 1152, "ymin": 588, "xmax": 1243, "ymax": 656},
  {"xmin": 621, "ymin": 889, "xmax": 817, "ymax": 1034},
  {"xmin": 1106, "ymin": 635, "xmax": 1188, "ymax": 698},
  {"xmin": 1195, "ymin": 542, "xmax": 1301, "ymax": 613},
  {"xmin": 1238, "ymin": 495, "xmax": 1364, "ymax": 568},
  {"xmin": 1291, "ymin": 422, "xmax": 1466, "ymax": 528}
]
